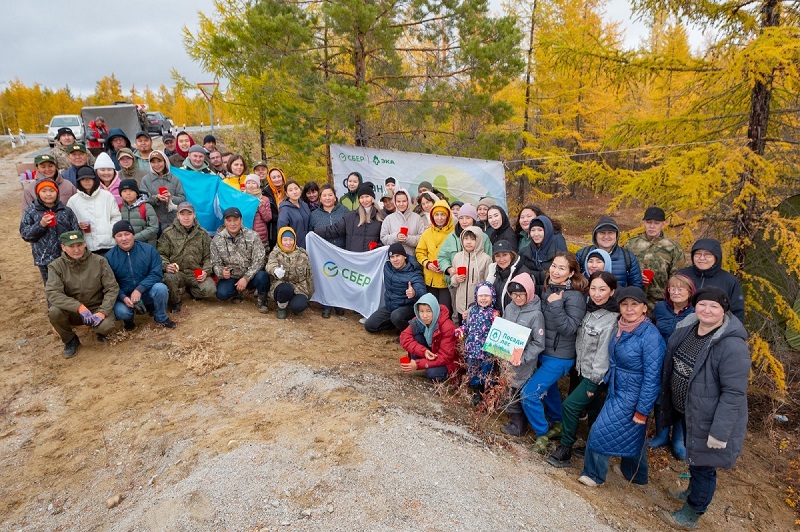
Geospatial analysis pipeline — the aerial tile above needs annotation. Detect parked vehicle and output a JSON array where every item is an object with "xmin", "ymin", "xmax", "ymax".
[
  {"xmin": 47, "ymin": 115, "xmax": 85, "ymax": 147},
  {"xmin": 146, "ymin": 112, "xmax": 172, "ymax": 136},
  {"xmin": 81, "ymin": 104, "xmax": 146, "ymax": 145}
]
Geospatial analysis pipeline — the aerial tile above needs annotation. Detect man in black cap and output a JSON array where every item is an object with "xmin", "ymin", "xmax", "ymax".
[
  {"xmin": 133, "ymin": 131, "xmax": 154, "ymax": 171},
  {"xmin": 211, "ymin": 207, "xmax": 270, "ymax": 311},
  {"xmin": 364, "ymin": 242, "xmax": 426, "ymax": 332},
  {"xmin": 46, "ymin": 230, "xmax": 119, "ymax": 358},
  {"xmin": 624, "ymin": 206, "xmax": 686, "ymax": 306},
  {"xmin": 576, "ymin": 215, "xmax": 643, "ymax": 288},
  {"xmin": 61, "ymin": 143, "xmax": 91, "ymax": 188},
  {"xmin": 105, "ymin": 221, "xmax": 175, "ymax": 330},
  {"xmin": 162, "ymin": 133, "xmax": 177, "ymax": 157}
]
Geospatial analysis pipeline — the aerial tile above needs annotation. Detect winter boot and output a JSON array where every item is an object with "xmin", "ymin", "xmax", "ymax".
[
  {"xmin": 546, "ymin": 445, "xmax": 573, "ymax": 468},
  {"xmin": 257, "ymin": 293, "xmax": 269, "ymax": 314},
  {"xmin": 62, "ymin": 335, "xmax": 80, "ymax": 358},
  {"xmin": 658, "ymin": 503, "xmax": 702, "ymax": 530},
  {"xmin": 545, "ymin": 421, "xmax": 562, "ymax": 440},
  {"xmin": 501, "ymin": 412, "xmax": 531, "ymax": 437},
  {"xmin": 532, "ymin": 435, "xmax": 550, "ymax": 454},
  {"xmin": 276, "ymin": 302, "xmax": 288, "ymax": 319},
  {"xmin": 469, "ymin": 385, "xmax": 484, "ymax": 406},
  {"xmin": 673, "ymin": 489, "xmax": 689, "ymax": 501},
  {"xmin": 671, "ymin": 421, "xmax": 687, "ymax": 460},
  {"xmin": 648, "ymin": 409, "xmax": 670, "ymax": 448}
]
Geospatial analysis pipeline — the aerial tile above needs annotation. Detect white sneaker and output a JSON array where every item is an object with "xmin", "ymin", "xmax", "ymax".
[
  {"xmin": 578, "ymin": 475, "xmax": 599, "ymax": 487},
  {"xmin": 358, "ymin": 317, "xmax": 366, "ymax": 324}
]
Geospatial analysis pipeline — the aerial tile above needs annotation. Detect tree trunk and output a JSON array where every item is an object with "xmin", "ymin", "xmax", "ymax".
[
  {"xmin": 354, "ymin": 32, "xmax": 367, "ymax": 147},
  {"xmin": 734, "ymin": 0, "xmax": 779, "ymax": 270}
]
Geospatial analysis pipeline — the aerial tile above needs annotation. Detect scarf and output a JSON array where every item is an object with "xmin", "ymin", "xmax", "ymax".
[
  {"xmin": 616, "ymin": 314, "xmax": 646, "ymax": 338},
  {"xmin": 587, "ymin": 298, "xmax": 619, "ymax": 313}
]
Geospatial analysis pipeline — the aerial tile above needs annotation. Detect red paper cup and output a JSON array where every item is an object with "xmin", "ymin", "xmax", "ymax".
[
  {"xmin": 432, "ymin": 260, "xmax": 438, "ymax": 269},
  {"xmin": 399, "ymin": 356, "xmax": 411, "ymax": 364},
  {"xmin": 82, "ymin": 221, "xmax": 91, "ymax": 233},
  {"xmin": 158, "ymin": 187, "xmax": 168, "ymax": 195},
  {"xmin": 240, "ymin": 184, "xmax": 246, "ymax": 191},
  {"xmin": 642, "ymin": 269, "xmax": 655, "ymax": 284},
  {"xmin": 457, "ymin": 266, "xmax": 467, "ymax": 276},
  {"xmin": 399, "ymin": 227, "xmax": 409, "ymax": 236},
  {"xmin": 369, "ymin": 242, "xmax": 378, "ymax": 250},
  {"xmin": 46, "ymin": 211, "xmax": 56, "ymax": 227},
  {"xmin": 193, "ymin": 269, "xmax": 203, "ymax": 279}
]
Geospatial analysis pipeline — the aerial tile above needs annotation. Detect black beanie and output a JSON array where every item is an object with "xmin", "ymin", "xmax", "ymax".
[
  {"xmin": 388, "ymin": 242, "xmax": 406, "ymax": 257},
  {"xmin": 112, "ymin": 220, "xmax": 135, "ymax": 237},
  {"xmin": 356, "ymin": 182, "xmax": 375, "ymax": 198},
  {"xmin": 119, "ymin": 179, "xmax": 140, "ymax": 194},
  {"xmin": 692, "ymin": 286, "xmax": 730, "ymax": 312}
]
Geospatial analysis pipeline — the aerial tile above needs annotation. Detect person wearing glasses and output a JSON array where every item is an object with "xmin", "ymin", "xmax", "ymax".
[{"xmin": 677, "ymin": 239, "xmax": 744, "ymax": 323}]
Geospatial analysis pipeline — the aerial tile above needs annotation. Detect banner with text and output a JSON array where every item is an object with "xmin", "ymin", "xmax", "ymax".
[
  {"xmin": 306, "ymin": 233, "xmax": 386, "ymax": 318},
  {"xmin": 330, "ymin": 144, "xmax": 506, "ymax": 210}
]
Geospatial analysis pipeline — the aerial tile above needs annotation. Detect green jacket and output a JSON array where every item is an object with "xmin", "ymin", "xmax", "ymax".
[
  {"xmin": 157, "ymin": 218, "xmax": 213, "ymax": 273},
  {"xmin": 46, "ymin": 249, "xmax": 119, "ymax": 315},
  {"xmin": 211, "ymin": 226, "xmax": 266, "ymax": 281}
]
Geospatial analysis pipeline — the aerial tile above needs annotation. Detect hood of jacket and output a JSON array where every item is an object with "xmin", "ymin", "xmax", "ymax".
[
  {"xmin": 149, "ymin": 149, "xmax": 172, "ymax": 175},
  {"xmin": 583, "ymin": 248, "xmax": 613, "ymax": 274},
  {"xmin": 175, "ymin": 131, "xmax": 195, "ymax": 158},
  {"xmin": 106, "ymin": 128, "xmax": 131, "ymax": 149},
  {"xmin": 489, "ymin": 206, "xmax": 512, "ymax": 234},
  {"xmin": 277, "ymin": 226, "xmax": 298, "ymax": 252},
  {"xmin": 591, "ymin": 215, "xmax": 620, "ymax": 248},
  {"xmin": 510, "ymin": 272, "xmax": 536, "ymax": 301},
  {"xmin": 428, "ymin": 199, "xmax": 454, "ymax": 232},
  {"xmin": 473, "ymin": 281, "xmax": 497, "ymax": 308},
  {"xmin": 528, "ymin": 214, "xmax": 554, "ymax": 257},
  {"xmin": 690, "ymin": 238, "xmax": 723, "ymax": 277},
  {"xmin": 460, "ymin": 225, "xmax": 485, "ymax": 254}
]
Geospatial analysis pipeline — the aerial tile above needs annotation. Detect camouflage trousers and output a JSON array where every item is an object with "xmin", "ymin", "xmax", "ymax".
[{"xmin": 163, "ymin": 271, "xmax": 217, "ymax": 304}]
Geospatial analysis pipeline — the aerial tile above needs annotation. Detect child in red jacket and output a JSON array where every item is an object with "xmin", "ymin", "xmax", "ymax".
[{"xmin": 399, "ymin": 293, "xmax": 457, "ymax": 381}]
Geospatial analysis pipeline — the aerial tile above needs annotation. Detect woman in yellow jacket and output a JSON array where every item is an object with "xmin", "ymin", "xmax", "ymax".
[{"xmin": 416, "ymin": 199, "xmax": 455, "ymax": 314}]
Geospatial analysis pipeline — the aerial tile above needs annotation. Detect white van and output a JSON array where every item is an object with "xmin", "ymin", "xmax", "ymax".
[{"xmin": 47, "ymin": 115, "xmax": 85, "ymax": 147}]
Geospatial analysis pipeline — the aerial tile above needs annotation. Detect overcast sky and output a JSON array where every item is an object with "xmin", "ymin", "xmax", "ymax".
[{"xmin": 3, "ymin": 0, "xmax": 677, "ymax": 97}]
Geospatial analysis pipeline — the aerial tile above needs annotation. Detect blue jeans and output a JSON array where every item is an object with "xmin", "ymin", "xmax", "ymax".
[
  {"xmin": 114, "ymin": 283, "xmax": 169, "ymax": 324},
  {"xmin": 582, "ymin": 446, "xmax": 649, "ymax": 485},
  {"xmin": 409, "ymin": 355, "xmax": 449, "ymax": 382},
  {"xmin": 520, "ymin": 355, "xmax": 574, "ymax": 436},
  {"xmin": 687, "ymin": 465, "xmax": 716, "ymax": 513},
  {"xmin": 216, "ymin": 271, "xmax": 270, "ymax": 301}
]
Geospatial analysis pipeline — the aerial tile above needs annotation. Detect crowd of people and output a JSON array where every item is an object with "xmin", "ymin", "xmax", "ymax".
[{"xmin": 21, "ymin": 127, "xmax": 750, "ymax": 529}]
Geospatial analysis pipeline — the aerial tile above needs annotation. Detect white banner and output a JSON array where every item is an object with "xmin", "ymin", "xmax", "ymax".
[
  {"xmin": 330, "ymin": 144, "xmax": 507, "ymax": 210},
  {"xmin": 306, "ymin": 233, "xmax": 386, "ymax": 317}
]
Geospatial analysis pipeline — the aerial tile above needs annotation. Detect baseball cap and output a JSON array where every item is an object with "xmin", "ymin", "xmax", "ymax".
[
  {"xmin": 35, "ymin": 154, "xmax": 56, "ymax": 165},
  {"xmin": 67, "ymin": 143, "xmax": 88, "ymax": 154},
  {"xmin": 59, "ymin": 230, "xmax": 85, "ymax": 245},
  {"xmin": 223, "ymin": 207, "xmax": 242, "ymax": 219},
  {"xmin": 643, "ymin": 206, "xmax": 666, "ymax": 221},
  {"xmin": 177, "ymin": 202, "xmax": 195, "ymax": 213}
]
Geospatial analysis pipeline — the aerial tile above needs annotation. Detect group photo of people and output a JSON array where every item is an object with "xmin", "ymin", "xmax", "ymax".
[{"xmin": 21, "ymin": 127, "xmax": 751, "ymax": 530}]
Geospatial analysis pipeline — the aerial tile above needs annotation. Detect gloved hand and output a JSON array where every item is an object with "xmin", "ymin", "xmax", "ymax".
[
  {"xmin": 78, "ymin": 305, "xmax": 94, "ymax": 325},
  {"xmin": 707, "ymin": 435, "xmax": 727, "ymax": 449},
  {"xmin": 274, "ymin": 266, "xmax": 286, "ymax": 279},
  {"xmin": 134, "ymin": 301, "xmax": 148, "ymax": 315},
  {"xmin": 90, "ymin": 312, "xmax": 106, "ymax": 327}
]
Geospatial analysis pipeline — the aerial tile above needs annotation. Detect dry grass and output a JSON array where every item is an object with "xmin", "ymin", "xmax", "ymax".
[{"xmin": 165, "ymin": 329, "xmax": 227, "ymax": 375}]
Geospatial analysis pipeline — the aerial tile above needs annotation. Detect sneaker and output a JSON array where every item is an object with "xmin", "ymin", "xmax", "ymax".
[
  {"xmin": 321, "ymin": 307, "xmax": 332, "ymax": 319},
  {"xmin": 358, "ymin": 317, "xmax": 366, "ymax": 324},
  {"xmin": 169, "ymin": 302, "xmax": 182, "ymax": 313},
  {"xmin": 62, "ymin": 336, "xmax": 80, "ymax": 358},
  {"xmin": 277, "ymin": 308, "xmax": 288, "ymax": 319},
  {"xmin": 123, "ymin": 320, "xmax": 136, "ymax": 331},
  {"xmin": 156, "ymin": 318, "xmax": 177, "ymax": 329},
  {"xmin": 578, "ymin": 475, "xmax": 599, "ymax": 487},
  {"xmin": 546, "ymin": 445, "xmax": 573, "ymax": 468},
  {"xmin": 96, "ymin": 334, "xmax": 107, "ymax": 343},
  {"xmin": 334, "ymin": 308, "xmax": 345, "ymax": 316}
]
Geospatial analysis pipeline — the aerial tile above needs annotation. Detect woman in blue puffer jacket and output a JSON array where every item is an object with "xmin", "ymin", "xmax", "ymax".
[{"xmin": 579, "ymin": 286, "xmax": 665, "ymax": 487}]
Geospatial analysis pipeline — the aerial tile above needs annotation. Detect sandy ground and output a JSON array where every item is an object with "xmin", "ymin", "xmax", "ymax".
[{"xmin": 0, "ymin": 141, "xmax": 794, "ymax": 530}]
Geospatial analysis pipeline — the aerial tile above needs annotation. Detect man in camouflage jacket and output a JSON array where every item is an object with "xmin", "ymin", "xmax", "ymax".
[
  {"xmin": 211, "ymin": 207, "xmax": 270, "ymax": 312},
  {"xmin": 624, "ymin": 206, "xmax": 686, "ymax": 306}
]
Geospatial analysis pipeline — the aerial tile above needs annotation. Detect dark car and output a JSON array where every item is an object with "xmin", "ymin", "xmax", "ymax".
[{"xmin": 146, "ymin": 112, "xmax": 172, "ymax": 136}]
